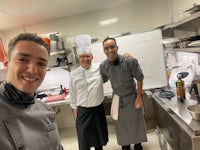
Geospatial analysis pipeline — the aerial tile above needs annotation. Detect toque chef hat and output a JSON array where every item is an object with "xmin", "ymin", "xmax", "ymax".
[{"xmin": 76, "ymin": 34, "xmax": 92, "ymax": 55}]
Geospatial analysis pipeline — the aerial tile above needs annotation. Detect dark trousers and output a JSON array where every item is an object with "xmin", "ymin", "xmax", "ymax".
[
  {"xmin": 122, "ymin": 143, "xmax": 143, "ymax": 150},
  {"xmin": 77, "ymin": 104, "xmax": 108, "ymax": 150},
  {"xmin": 134, "ymin": 143, "xmax": 143, "ymax": 150},
  {"xmin": 122, "ymin": 145, "xmax": 130, "ymax": 150}
]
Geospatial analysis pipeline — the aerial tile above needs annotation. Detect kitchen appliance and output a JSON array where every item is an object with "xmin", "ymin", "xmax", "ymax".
[
  {"xmin": 169, "ymin": 52, "xmax": 200, "ymax": 88},
  {"xmin": 169, "ymin": 62, "xmax": 195, "ymax": 88},
  {"xmin": 56, "ymin": 57, "xmax": 68, "ymax": 67},
  {"xmin": 50, "ymin": 33, "xmax": 59, "ymax": 51}
]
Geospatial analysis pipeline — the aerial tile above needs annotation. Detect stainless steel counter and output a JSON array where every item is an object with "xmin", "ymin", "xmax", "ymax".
[
  {"xmin": 152, "ymin": 89, "xmax": 200, "ymax": 150},
  {"xmin": 153, "ymin": 90, "xmax": 200, "ymax": 135}
]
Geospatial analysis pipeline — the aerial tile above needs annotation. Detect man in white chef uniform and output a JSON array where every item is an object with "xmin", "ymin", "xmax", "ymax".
[{"xmin": 70, "ymin": 35, "xmax": 108, "ymax": 150}]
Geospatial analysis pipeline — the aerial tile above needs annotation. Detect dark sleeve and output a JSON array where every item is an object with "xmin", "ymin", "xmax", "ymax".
[
  {"xmin": 130, "ymin": 58, "xmax": 144, "ymax": 81},
  {"xmin": 100, "ymin": 62, "xmax": 109, "ymax": 83}
]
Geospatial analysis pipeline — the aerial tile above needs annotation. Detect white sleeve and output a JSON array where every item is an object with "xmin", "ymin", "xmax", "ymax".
[{"xmin": 69, "ymin": 73, "xmax": 77, "ymax": 109}]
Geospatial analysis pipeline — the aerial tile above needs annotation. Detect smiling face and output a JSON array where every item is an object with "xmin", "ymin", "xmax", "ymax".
[
  {"xmin": 103, "ymin": 39, "xmax": 118, "ymax": 62},
  {"xmin": 4, "ymin": 40, "xmax": 49, "ymax": 96},
  {"xmin": 78, "ymin": 53, "xmax": 93, "ymax": 69}
]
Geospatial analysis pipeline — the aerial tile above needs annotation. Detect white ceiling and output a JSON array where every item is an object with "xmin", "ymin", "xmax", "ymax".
[{"xmin": 0, "ymin": 0, "xmax": 134, "ymax": 32}]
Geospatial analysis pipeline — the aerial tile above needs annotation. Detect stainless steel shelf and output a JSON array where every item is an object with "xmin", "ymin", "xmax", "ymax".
[
  {"xmin": 163, "ymin": 11, "xmax": 200, "ymax": 31},
  {"xmin": 164, "ymin": 47, "xmax": 200, "ymax": 53},
  {"xmin": 173, "ymin": 47, "xmax": 200, "ymax": 53},
  {"xmin": 50, "ymin": 50, "xmax": 66, "ymax": 56},
  {"xmin": 49, "ymin": 65, "xmax": 70, "ymax": 70},
  {"xmin": 48, "ymin": 49, "xmax": 71, "ymax": 71}
]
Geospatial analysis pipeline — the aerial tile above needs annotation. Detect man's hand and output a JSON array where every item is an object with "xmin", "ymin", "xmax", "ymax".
[
  {"xmin": 135, "ymin": 80, "xmax": 143, "ymax": 109},
  {"xmin": 135, "ymin": 97, "xmax": 142, "ymax": 109},
  {"xmin": 123, "ymin": 52, "xmax": 132, "ymax": 58},
  {"xmin": 73, "ymin": 109, "xmax": 78, "ymax": 119}
]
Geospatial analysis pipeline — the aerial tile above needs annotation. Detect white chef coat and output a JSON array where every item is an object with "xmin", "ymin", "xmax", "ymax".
[{"xmin": 70, "ymin": 63, "xmax": 104, "ymax": 109}]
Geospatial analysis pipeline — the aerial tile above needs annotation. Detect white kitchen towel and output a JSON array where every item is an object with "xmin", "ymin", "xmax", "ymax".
[{"xmin": 110, "ymin": 94, "xmax": 119, "ymax": 120}]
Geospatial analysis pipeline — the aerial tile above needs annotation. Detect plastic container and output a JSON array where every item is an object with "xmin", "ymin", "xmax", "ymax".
[{"xmin": 42, "ymin": 37, "xmax": 50, "ymax": 47}]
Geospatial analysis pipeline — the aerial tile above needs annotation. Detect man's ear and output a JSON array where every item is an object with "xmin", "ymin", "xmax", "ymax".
[{"xmin": 3, "ymin": 56, "xmax": 9, "ymax": 70}]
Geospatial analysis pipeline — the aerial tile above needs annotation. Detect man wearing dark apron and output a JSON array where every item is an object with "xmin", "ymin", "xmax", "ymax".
[
  {"xmin": 70, "ymin": 35, "xmax": 108, "ymax": 150},
  {"xmin": 100, "ymin": 37, "xmax": 147, "ymax": 150}
]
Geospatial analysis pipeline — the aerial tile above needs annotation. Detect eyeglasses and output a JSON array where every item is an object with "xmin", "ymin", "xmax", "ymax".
[{"xmin": 103, "ymin": 45, "xmax": 116, "ymax": 51}]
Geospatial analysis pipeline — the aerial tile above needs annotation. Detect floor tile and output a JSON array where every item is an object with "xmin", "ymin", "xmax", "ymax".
[{"xmin": 59, "ymin": 120, "xmax": 161, "ymax": 150}]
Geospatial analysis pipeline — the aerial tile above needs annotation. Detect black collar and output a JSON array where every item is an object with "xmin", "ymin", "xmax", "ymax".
[
  {"xmin": 109, "ymin": 56, "xmax": 120, "ymax": 65},
  {"xmin": 0, "ymin": 82, "xmax": 35, "ymax": 106}
]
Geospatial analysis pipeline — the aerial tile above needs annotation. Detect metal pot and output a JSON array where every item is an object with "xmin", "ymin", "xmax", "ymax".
[{"xmin": 187, "ymin": 104, "xmax": 200, "ymax": 120}]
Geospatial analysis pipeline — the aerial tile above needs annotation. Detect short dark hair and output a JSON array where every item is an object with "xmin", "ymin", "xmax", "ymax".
[
  {"xmin": 102, "ymin": 37, "xmax": 117, "ymax": 45},
  {"xmin": 7, "ymin": 33, "xmax": 50, "ymax": 58}
]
